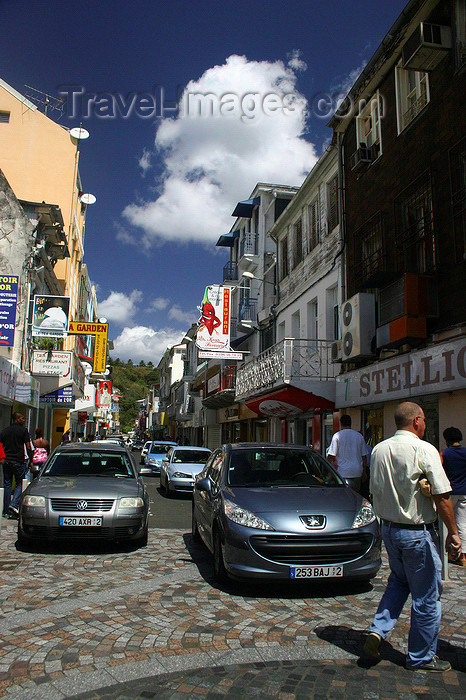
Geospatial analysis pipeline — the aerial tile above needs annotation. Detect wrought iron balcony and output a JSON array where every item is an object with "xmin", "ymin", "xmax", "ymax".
[
  {"xmin": 223, "ymin": 261, "xmax": 238, "ymax": 282},
  {"xmin": 239, "ymin": 233, "xmax": 258, "ymax": 258},
  {"xmin": 235, "ymin": 338, "xmax": 338, "ymax": 401}
]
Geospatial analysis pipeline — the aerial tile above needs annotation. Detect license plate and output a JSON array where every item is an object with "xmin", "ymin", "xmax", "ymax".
[
  {"xmin": 59, "ymin": 516, "xmax": 103, "ymax": 527},
  {"xmin": 290, "ymin": 565, "xmax": 343, "ymax": 579}
]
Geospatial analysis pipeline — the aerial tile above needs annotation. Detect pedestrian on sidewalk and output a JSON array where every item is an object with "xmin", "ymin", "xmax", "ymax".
[
  {"xmin": 440, "ymin": 426, "xmax": 466, "ymax": 567},
  {"xmin": 327, "ymin": 414, "xmax": 368, "ymax": 493},
  {"xmin": 0, "ymin": 413, "xmax": 33, "ymax": 518},
  {"xmin": 30, "ymin": 428, "xmax": 50, "ymax": 480},
  {"xmin": 363, "ymin": 401, "xmax": 461, "ymax": 673}
]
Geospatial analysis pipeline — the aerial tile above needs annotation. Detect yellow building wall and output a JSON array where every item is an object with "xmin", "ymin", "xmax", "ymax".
[{"xmin": 0, "ymin": 81, "xmax": 86, "ymax": 325}]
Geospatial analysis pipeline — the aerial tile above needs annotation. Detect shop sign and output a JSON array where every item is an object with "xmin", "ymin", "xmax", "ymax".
[
  {"xmin": 246, "ymin": 386, "xmax": 334, "ymax": 417},
  {"xmin": 96, "ymin": 380, "xmax": 112, "ymax": 408},
  {"xmin": 0, "ymin": 355, "xmax": 16, "ymax": 399},
  {"xmin": 74, "ymin": 383, "xmax": 96, "ymax": 411},
  {"xmin": 32, "ymin": 295, "xmax": 70, "ymax": 338},
  {"xmin": 0, "ymin": 275, "xmax": 18, "ymax": 347},
  {"xmin": 40, "ymin": 384, "xmax": 74, "ymax": 405},
  {"xmin": 336, "ymin": 337, "xmax": 466, "ymax": 407},
  {"xmin": 32, "ymin": 350, "xmax": 72, "ymax": 377},
  {"xmin": 196, "ymin": 285, "xmax": 231, "ymax": 352},
  {"xmin": 207, "ymin": 372, "xmax": 220, "ymax": 394},
  {"xmin": 68, "ymin": 321, "xmax": 108, "ymax": 373}
]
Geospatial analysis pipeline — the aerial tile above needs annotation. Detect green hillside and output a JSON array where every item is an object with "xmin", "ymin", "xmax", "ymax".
[{"xmin": 109, "ymin": 358, "xmax": 159, "ymax": 433}]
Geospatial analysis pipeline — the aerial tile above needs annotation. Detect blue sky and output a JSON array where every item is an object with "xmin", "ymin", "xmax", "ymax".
[{"xmin": 3, "ymin": 0, "xmax": 408, "ymax": 363}]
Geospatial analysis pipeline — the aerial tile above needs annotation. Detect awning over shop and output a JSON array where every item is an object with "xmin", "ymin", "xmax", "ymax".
[
  {"xmin": 231, "ymin": 197, "xmax": 260, "ymax": 218},
  {"xmin": 245, "ymin": 386, "xmax": 334, "ymax": 418},
  {"xmin": 216, "ymin": 229, "xmax": 240, "ymax": 247}
]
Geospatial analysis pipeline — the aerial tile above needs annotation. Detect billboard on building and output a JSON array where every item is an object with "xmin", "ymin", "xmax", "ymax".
[
  {"xmin": 0, "ymin": 275, "xmax": 19, "ymax": 347},
  {"xmin": 32, "ymin": 295, "xmax": 70, "ymax": 338},
  {"xmin": 96, "ymin": 380, "xmax": 112, "ymax": 408},
  {"xmin": 196, "ymin": 285, "xmax": 231, "ymax": 352}
]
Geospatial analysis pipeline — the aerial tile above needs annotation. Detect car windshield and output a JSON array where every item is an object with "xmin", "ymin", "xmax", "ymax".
[
  {"xmin": 43, "ymin": 451, "xmax": 135, "ymax": 478},
  {"xmin": 149, "ymin": 443, "xmax": 174, "ymax": 455},
  {"xmin": 172, "ymin": 450, "xmax": 210, "ymax": 464},
  {"xmin": 226, "ymin": 449, "xmax": 344, "ymax": 488}
]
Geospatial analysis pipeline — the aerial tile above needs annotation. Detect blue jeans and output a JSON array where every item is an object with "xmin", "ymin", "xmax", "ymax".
[
  {"xmin": 3, "ymin": 461, "xmax": 28, "ymax": 513},
  {"xmin": 369, "ymin": 522, "xmax": 442, "ymax": 668}
]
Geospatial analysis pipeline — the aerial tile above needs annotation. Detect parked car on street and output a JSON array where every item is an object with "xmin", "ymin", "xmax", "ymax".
[
  {"xmin": 18, "ymin": 443, "xmax": 149, "ymax": 547},
  {"xmin": 139, "ymin": 441, "xmax": 152, "ymax": 464},
  {"xmin": 192, "ymin": 443, "xmax": 381, "ymax": 584},
  {"xmin": 139, "ymin": 440, "xmax": 178, "ymax": 475},
  {"xmin": 131, "ymin": 439, "xmax": 144, "ymax": 451},
  {"xmin": 160, "ymin": 446, "xmax": 212, "ymax": 496}
]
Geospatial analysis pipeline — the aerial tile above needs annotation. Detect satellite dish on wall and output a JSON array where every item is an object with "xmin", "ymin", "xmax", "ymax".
[
  {"xmin": 70, "ymin": 127, "xmax": 90, "ymax": 140},
  {"xmin": 80, "ymin": 193, "xmax": 96, "ymax": 205}
]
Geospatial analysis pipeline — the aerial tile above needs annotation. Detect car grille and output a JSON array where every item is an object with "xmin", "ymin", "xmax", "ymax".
[
  {"xmin": 249, "ymin": 533, "xmax": 374, "ymax": 565},
  {"xmin": 50, "ymin": 527, "xmax": 112, "ymax": 539},
  {"xmin": 51, "ymin": 499, "xmax": 114, "ymax": 512}
]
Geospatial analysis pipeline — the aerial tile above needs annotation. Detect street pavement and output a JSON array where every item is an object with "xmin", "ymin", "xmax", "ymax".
[{"xmin": 0, "ymin": 519, "xmax": 464, "ymax": 699}]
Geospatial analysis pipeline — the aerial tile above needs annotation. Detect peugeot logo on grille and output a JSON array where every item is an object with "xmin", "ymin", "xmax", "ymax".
[
  {"xmin": 300, "ymin": 514, "xmax": 326, "ymax": 529},
  {"xmin": 77, "ymin": 500, "xmax": 88, "ymax": 511}
]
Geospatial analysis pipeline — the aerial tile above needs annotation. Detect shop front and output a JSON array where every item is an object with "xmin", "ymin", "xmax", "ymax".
[{"xmin": 335, "ymin": 336, "xmax": 466, "ymax": 450}]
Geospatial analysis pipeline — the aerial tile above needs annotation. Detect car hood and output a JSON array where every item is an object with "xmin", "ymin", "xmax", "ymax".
[
  {"xmin": 27, "ymin": 477, "xmax": 143, "ymax": 499},
  {"xmin": 225, "ymin": 486, "xmax": 368, "ymax": 532},
  {"xmin": 168, "ymin": 463, "xmax": 205, "ymax": 477}
]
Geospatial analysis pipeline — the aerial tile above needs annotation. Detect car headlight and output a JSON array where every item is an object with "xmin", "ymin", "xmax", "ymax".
[
  {"xmin": 224, "ymin": 498, "xmax": 274, "ymax": 530},
  {"xmin": 172, "ymin": 471, "xmax": 192, "ymax": 478},
  {"xmin": 120, "ymin": 497, "xmax": 144, "ymax": 508},
  {"xmin": 352, "ymin": 499, "xmax": 377, "ymax": 528},
  {"xmin": 23, "ymin": 495, "xmax": 46, "ymax": 507}
]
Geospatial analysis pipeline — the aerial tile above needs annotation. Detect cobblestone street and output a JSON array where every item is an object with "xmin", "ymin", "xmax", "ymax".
[{"xmin": 0, "ymin": 521, "xmax": 464, "ymax": 699}]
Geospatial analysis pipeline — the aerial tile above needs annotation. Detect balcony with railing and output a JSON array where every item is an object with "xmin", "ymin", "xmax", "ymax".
[
  {"xmin": 239, "ymin": 233, "xmax": 258, "ymax": 258},
  {"xmin": 203, "ymin": 365, "xmax": 237, "ymax": 408},
  {"xmin": 238, "ymin": 298, "xmax": 257, "ymax": 323},
  {"xmin": 222, "ymin": 260, "xmax": 238, "ymax": 283},
  {"xmin": 235, "ymin": 338, "xmax": 338, "ymax": 403}
]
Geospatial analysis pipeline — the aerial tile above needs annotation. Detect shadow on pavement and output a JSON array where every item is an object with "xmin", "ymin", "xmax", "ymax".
[
  {"xmin": 183, "ymin": 532, "xmax": 375, "ymax": 599},
  {"xmin": 315, "ymin": 624, "xmax": 466, "ymax": 673}
]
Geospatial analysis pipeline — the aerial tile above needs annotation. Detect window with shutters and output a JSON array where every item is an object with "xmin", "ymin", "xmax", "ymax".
[
  {"xmin": 395, "ymin": 171, "xmax": 436, "ymax": 273},
  {"xmin": 450, "ymin": 136, "xmax": 466, "ymax": 262},
  {"xmin": 0, "ymin": 111, "xmax": 10, "ymax": 123},
  {"xmin": 308, "ymin": 199, "xmax": 320, "ymax": 251},
  {"xmin": 395, "ymin": 64, "xmax": 430, "ymax": 133},
  {"xmin": 280, "ymin": 236, "xmax": 289, "ymax": 279},
  {"xmin": 293, "ymin": 218, "xmax": 303, "ymax": 267},
  {"xmin": 327, "ymin": 176, "xmax": 338, "ymax": 232}
]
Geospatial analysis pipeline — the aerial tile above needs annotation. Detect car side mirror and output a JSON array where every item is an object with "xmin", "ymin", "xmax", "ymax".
[{"xmin": 195, "ymin": 477, "xmax": 211, "ymax": 493}]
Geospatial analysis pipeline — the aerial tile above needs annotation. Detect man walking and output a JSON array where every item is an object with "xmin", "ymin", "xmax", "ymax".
[
  {"xmin": 327, "ymin": 414, "xmax": 367, "ymax": 492},
  {"xmin": 0, "ymin": 413, "xmax": 33, "ymax": 518},
  {"xmin": 363, "ymin": 402, "xmax": 461, "ymax": 672}
]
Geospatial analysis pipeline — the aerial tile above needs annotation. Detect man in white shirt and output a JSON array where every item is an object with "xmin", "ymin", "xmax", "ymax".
[
  {"xmin": 327, "ymin": 414, "xmax": 367, "ymax": 492},
  {"xmin": 363, "ymin": 401, "xmax": 461, "ymax": 673}
]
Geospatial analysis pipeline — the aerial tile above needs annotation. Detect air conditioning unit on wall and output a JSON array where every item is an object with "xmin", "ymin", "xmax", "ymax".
[
  {"xmin": 341, "ymin": 293, "xmax": 376, "ymax": 361},
  {"xmin": 402, "ymin": 23, "xmax": 452, "ymax": 71}
]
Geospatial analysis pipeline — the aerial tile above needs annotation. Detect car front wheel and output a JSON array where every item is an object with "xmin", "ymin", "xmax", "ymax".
[{"xmin": 213, "ymin": 527, "xmax": 228, "ymax": 584}]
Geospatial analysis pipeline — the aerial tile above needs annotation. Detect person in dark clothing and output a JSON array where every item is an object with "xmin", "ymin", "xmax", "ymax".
[
  {"xmin": 0, "ymin": 413, "xmax": 33, "ymax": 518},
  {"xmin": 440, "ymin": 427, "xmax": 466, "ymax": 567}
]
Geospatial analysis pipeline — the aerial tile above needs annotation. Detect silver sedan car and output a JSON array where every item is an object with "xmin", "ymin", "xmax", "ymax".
[
  {"xmin": 18, "ymin": 443, "xmax": 149, "ymax": 547},
  {"xmin": 160, "ymin": 446, "xmax": 212, "ymax": 497},
  {"xmin": 192, "ymin": 443, "xmax": 381, "ymax": 584}
]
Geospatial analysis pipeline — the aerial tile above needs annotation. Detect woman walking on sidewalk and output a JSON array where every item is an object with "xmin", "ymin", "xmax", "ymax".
[{"xmin": 440, "ymin": 427, "xmax": 466, "ymax": 567}]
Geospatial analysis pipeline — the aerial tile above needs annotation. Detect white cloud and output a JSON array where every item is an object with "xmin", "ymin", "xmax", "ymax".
[
  {"xmin": 167, "ymin": 304, "xmax": 197, "ymax": 324},
  {"xmin": 98, "ymin": 290, "xmax": 142, "ymax": 326},
  {"xmin": 138, "ymin": 148, "xmax": 152, "ymax": 175},
  {"xmin": 149, "ymin": 296, "xmax": 170, "ymax": 311},
  {"xmin": 110, "ymin": 325, "xmax": 185, "ymax": 364},
  {"xmin": 287, "ymin": 50, "xmax": 307, "ymax": 72},
  {"xmin": 123, "ymin": 54, "xmax": 317, "ymax": 248}
]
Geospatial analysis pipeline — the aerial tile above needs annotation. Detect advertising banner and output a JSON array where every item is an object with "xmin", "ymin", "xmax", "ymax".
[
  {"xmin": 68, "ymin": 321, "xmax": 108, "ymax": 373},
  {"xmin": 74, "ymin": 383, "xmax": 96, "ymax": 412},
  {"xmin": 0, "ymin": 275, "xmax": 19, "ymax": 347},
  {"xmin": 32, "ymin": 350, "xmax": 72, "ymax": 377},
  {"xmin": 196, "ymin": 285, "xmax": 231, "ymax": 352},
  {"xmin": 32, "ymin": 295, "xmax": 70, "ymax": 338},
  {"xmin": 96, "ymin": 380, "xmax": 112, "ymax": 408},
  {"xmin": 40, "ymin": 384, "xmax": 74, "ymax": 405}
]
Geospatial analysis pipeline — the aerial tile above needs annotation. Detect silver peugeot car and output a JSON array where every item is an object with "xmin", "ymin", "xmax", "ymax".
[
  {"xmin": 160, "ymin": 445, "xmax": 212, "ymax": 496},
  {"xmin": 18, "ymin": 443, "xmax": 149, "ymax": 547},
  {"xmin": 192, "ymin": 443, "xmax": 381, "ymax": 584}
]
